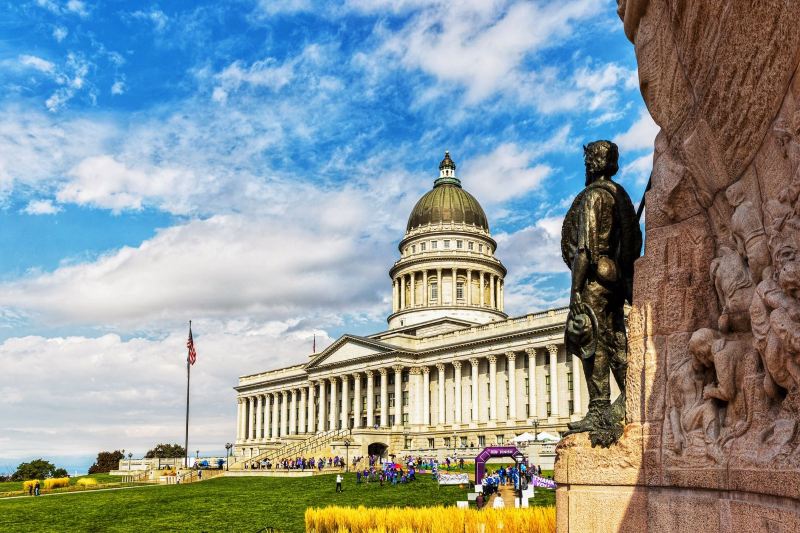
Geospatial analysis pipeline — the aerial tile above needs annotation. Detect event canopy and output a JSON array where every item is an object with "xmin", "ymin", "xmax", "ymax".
[
  {"xmin": 511, "ymin": 432, "xmax": 537, "ymax": 443},
  {"xmin": 536, "ymin": 432, "xmax": 560, "ymax": 442}
]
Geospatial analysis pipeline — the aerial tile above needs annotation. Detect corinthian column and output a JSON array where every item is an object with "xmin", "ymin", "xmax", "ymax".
[
  {"xmin": 280, "ymin": 391, "xmax": 289, "ymax": 437},
  {"xmin": 308, "ymin": 381, "xmax": 316, "ymax": 433},
  {"xmin": 488, "ymin": 355, "xmax": 498, "ymax": 421},
  {"xmin": 526, "ymin": 348, "xmax": 537, "ymax": 419},
  {"xmin": 318, "ymin": 380, "xmax": 327, "ymax": 432},
  {"xmin": 479, "ymin": 272, "xmax": 485, "ymax": 306},
  {"xmin": 436, "ymin": 363, "xmax": 446, "ymax": 425},
  {"xmin": 453, "ymin": 361, "xmax": 463, "ymax": 425},
  {"xmin": 263, "ymin": 395, "xmax": 271, "ymax": 439},
  {"xmin": 466, "ymin": 270, "xmax": 472, "ymax": 305},
  {"xmin": 409, "ymin": 367, "xmax": 422, "ymax": 425},
  {"xmin": 289, "ymin": 389, "xmax": 298, "ymax": 435},
  {"xmin": 422, "ymin": 366, "xmax": 430, "ymax": 426},
  {"xmin": 547, "ymin": 345, "xmax": 560, "ymax": 417},
  {"xmin": 451, "ymin": 268, "xmax": 457, "ymax": 303},
  {"xmin": 490, "ymin": 275, "xmax": 496, "ymax": 308},
  {"xmin": 247, "ymin": 396, "xmax": 255, "ymax": 440},
  {"xmin": 393, "ymin": 365, "xmax": 403, "ymax": 427},
  {"xmin": 422, "ymin": 270, "xmax": 428, "ymax": 306},
  {"xmin": 470, "ymin": 358, "xmax": 479, "ymax": 423},
  {"xmin": 366, "ymin": 370, "xmax": 375, "ymax": 427},
  {"xmin": 353, "ymin": 373, "xmax": 362, "ymax": 429},
  {"xmin": 255, "ymin": 394, "xmax": 263, "ymax": 441},
  {"xmin": 340, "ymin": 375, "xmax": 350, "ymax": 430},
  {"xmin": 272, "ymin": 392, "xmax": 279, "ymax": 438},
  {"xmin": 410, "ymin": 272, "xmax": 416, "ymax": 307},
  {"xmin": 236, "ymin": 398, "xmax": 244, "ymax": 441},
  {"xmin": 506, "ymin": 352, "xmax": 517, "ymax": 421},
  {"xmin": 299, "ymin": 388, "xmax": 307, "ymax": 433},
  {"xmin": 379, "ymin": 368, "xmax": 388, "ymax": 427},
  {"xmin": 329, "ymin": 377, "xmax": 338, "ymax": 430}
]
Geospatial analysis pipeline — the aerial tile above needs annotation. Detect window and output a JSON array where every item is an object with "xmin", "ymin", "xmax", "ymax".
[
  {"xmin": 524, "ymin": 378, "xmax": 529, "ymax": 395},
  {"xmin": 478, "ymin": 435, "xmax": 486, "ymax": 447},
  {"xmin": 526, "ymin": 404, "xmax": 530, "ymax": 417},
  {"xmin": 402, "ymin": 372, "xmax": 409, "ymax": 383},
  {"xmin": 404, "ymin": 436, "xmax": 412, "ymax": 449},
  {"xmin": 460, "ymin": 436, "xmax": 468, "ymax": 447},
  {"xmin": 456, "ymin": 240, "xmax": 463, "ymax": 249},
  {"xmin": 389, "ymin": 415, "xmax": 395, "ymax": 426},
  {"xmin": 431, "ymin": 240, "xmax": 438, "ymax": 249},
  {"xmin": 569, "ymin": 400, "xmax": 574, "ymax": 415},
  {"xmin": 444, "ymin": 437, "xmax": 451, "ymax": 448},
  {"xmin": 496, "ymin": 435, "xmax": 505, "ymax": 445},
  {"xmin": 362, "ymin": 396, "xmax": 367, "ymax": 410},
  {"xmin": 411, "ymin": 245, "xmax": 416, "ymax": 253},
  {"xmin": 430, "ymin": 281, "xmax": 438, "ymax": 301},
  {"xmin": 478, "ymin": 244, "xmax": 483, "ymax": 252},
  {"xmin": 444, "ymin": 240, "xmax": 450, "ymax": 248},
  {"xmin": 456, "ymin": 281, "xmax": 464, "ymax": 300},
  {"xmin": 389, "ymin": 374, "xmax": 395, "ymax": 385},
  {"xmin": 388, "ymin": 392, "xmax": 395, "ymax": 407},
  {"xmin": 427, "ymin": 438, "xmax": 435, "ymax": 448},
  {"xmin": 362, "ymin": 416, "xmax": 368, "ymax": 427},
  {"xmin": 374, "ymin": 395, "xmax": 380, "ymax": 408},
  {"xmin": 547, "ymin": 402, "xmax": 552, "ymax": 416},
  {"xmin": 468, "ymin": 241, "xmax": 474, "ymax": 251},
  {"xmin": 402, "ymin": 413, "xmax": 409, "ymax": 425},
  {"xmin": 421, "ymin": 242, "xmax": 426, "ymax": 251},
  {"xmin": 402, "ymin": 391, "xmax": 409, "ymax": 406}
]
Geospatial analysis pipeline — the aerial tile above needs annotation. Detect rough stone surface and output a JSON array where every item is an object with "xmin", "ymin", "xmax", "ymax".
[{"xmin": 557, "ymin": 1, "xmax": 800, "ymax": 530}]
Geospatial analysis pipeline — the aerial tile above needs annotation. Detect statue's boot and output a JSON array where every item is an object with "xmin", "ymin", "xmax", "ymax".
[{"xmin": 564, "ymin": 400, "xmax": 609, "ymax": 435}]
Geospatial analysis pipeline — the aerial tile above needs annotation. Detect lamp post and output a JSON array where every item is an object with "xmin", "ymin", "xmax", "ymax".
[
  {"xmin": 343, "ymin": 437, "xmax": 352, "ymax": 473},
  {"xmin": 225, "ymin": 443, "xmax": 232, "ymax": 471},
  {"xmin": 515, "ymin": 455, "xmax": 524, "ymax": 509},
  {"xmin": 532, "ymin": 417, "xmax": 540, "ymax": 441},
  {"xmin": 451, "ymin": 431, "xmax": 457, "ymax": 466},
  {"xmin": 127, "ymin": 452, "xmax": 133, "ymax": 471}
]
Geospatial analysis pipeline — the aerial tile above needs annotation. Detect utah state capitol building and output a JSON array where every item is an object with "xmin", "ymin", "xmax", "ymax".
[{"xmin": 233, "ymin": 152, "xmax": 614, "ymax": 463}]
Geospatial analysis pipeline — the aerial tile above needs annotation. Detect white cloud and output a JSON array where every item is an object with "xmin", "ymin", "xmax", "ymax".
[
  {"xmin": 254, "ymin": 0, "xmax": 313, "ymax": 15},
  {"xmin": 614, "ymin": 108, "xmax": 659, "ymax": 152},
  {"xmin": 52, "ymin": 26, "xmax": 69, "ymax": 42},
  {"xmin": 22, "ymin": 199, "xmax": 62, "ymax": 215},
  {"xmin": 131, "ymin": 8, "xmax": 169, "ymax": 32},
  {"xmin": 461, "ymin": 143, "xmax": 551, "ymax": 204},
  {"xmin": 111, "ymin": 80, "xmax": 126, "ymax": 95},
  {"xmin": 19, "ymin": 54, "xmax": 55, "ymax": 73},
  {"xmin": 65, "ymin": 0, "xmax": 88, "ymax": 17},
  {"xmin": 212, "ymin": 57, "xmax": 295, "ymax": 103},
  {"xmin": 620, "ymin": 152, "xmax": 652, "ymax": 186},
  {"xmin": 0, "ymin": 322, "xmax": 334, "ymax": 458}
]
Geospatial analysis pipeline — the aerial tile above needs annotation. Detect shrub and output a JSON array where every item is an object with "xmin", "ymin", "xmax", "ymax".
[
  {"xmin": 305, "ymin": 505, "xmax": 556, "ymax": 533},
  {"xmin": 43, "ymin": 477, "xmax": 70, "ymax": 490},
  {"xmin": 22, "ymin": 480, "xmax": 40, "ymax": 492},
  {"xmin": 76, "ymin": 478, "xmax": 98, "ymax": 487}
]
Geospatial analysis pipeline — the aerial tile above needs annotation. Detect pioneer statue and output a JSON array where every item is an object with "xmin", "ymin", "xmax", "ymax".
[{"xmin": 561, "ymin": 140, "xmax": 642, "ymax": 447}]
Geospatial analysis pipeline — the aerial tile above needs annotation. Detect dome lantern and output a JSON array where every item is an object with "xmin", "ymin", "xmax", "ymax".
[{"xmin": 434, "ymin": 151, "xmax": 461, "ymax": 187}]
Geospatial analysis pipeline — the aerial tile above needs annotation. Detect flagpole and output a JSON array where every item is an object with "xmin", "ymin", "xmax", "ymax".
[{"xmin": 185, "ymin": 320, "xmax": 191, "ymax": 469}]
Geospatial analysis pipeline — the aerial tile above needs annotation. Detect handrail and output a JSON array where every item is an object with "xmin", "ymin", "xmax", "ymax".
[{"xmin": 232, "ymin": 428, "xmax": 351, "ymax": 469}]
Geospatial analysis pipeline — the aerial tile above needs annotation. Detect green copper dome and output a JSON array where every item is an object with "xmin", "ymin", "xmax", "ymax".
[{"xmin": 406, "ymin": 152, "xmax": 489, "ymax": 232}]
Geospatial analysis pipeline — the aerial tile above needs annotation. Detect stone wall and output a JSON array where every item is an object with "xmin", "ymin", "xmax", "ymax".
[{"xmin": 556, "ymin": 1, "xmax": 800, "ymax": 530}]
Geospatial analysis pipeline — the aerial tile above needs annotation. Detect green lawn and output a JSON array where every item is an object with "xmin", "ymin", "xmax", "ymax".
[
  {"xmin": 0, "ymin": 473, "xmax": 123, "ymax": 494},
  {"xmin": 0, "ymin": 472, "xmax": 555, "ymax": 532}
]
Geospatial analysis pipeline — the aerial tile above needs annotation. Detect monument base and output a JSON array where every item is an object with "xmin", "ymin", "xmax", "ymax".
[{"xmin": 555, "ymin": 430, "xmax": 800, "ymax": 532}]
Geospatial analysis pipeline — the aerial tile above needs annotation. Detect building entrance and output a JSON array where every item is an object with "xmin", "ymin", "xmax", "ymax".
[{"xmin": 368, "ymin": 442, "xmax": 388, "ymax": 459}]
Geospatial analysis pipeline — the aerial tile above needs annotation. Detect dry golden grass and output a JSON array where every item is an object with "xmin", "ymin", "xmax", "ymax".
[
  {"xmin": 305, "ymin": 505, "xmax": 556, "ymax": 533},
  {"xmin": 22, "ymin": 480, "xmax": 40, "ymax": 492},
  {"xmin": 76, "ymin": 478, "xmax": 98, "ymax": 486},
  {"xmin": 43, "ymin": 477, "xmax": 70, "ymax": 489}
]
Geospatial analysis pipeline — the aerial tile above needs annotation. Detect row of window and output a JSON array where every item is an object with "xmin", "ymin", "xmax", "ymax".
[
  {"xmin": 411, "ymin": 435, "xmax": 509, "ymax": 450},
  {"xmin": 404, "ymin": 239, "xmax": 491, "ymax": 256}
]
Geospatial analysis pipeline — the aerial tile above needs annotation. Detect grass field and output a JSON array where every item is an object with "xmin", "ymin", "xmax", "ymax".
[
  {"xmin": 0, "ymin": 473, "xmax": 122, "ymax": 493},
  {"xmin": 0, "ymin": 472, "xmax": 555, "ymax": 533}
]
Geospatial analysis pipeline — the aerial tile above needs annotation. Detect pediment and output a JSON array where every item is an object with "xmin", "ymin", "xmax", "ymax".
[{"xmin": 307, "ymin": 335, "xmax": 395, "ymax": 368}]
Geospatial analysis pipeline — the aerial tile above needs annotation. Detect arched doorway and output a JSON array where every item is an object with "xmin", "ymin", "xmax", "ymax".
[
  {"xmin": 368, "ymin": 442, "xmax": 388, "ymax": 459},
  {"xmin": 474, "ymin": 446, "xmax": 525, "ymax": 485}
]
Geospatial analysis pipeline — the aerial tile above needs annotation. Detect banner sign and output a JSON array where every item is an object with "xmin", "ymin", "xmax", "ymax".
[
  {"xmin": 438, "ymin": 473, "xmax": 469, "ymax": 485},
  {"xmin": 531, "ymin": 475, "xmax": 557, "ymax": 489}
]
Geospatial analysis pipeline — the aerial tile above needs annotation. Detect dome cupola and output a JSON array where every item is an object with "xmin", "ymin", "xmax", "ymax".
[{"xmin": 388, "ymin": 151, "xmax": 507, "ymax": 329}]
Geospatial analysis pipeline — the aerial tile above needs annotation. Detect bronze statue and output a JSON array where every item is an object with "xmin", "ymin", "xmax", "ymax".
[{"xmin": 561, "ymin": 140, "xmax": 642, "ymax": 447}]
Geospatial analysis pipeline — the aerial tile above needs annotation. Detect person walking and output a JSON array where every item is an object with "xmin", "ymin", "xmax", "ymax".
[
  {"xmin": 34, "ymin": 481, "xmax": 40, "ymax": 496},
  {"xmin": 335, "ymin": 473, "xmax": 343, "ymax": 493}
]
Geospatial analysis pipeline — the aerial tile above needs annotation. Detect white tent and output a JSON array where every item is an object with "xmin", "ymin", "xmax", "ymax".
[
  {"xmin": 512, "ymin": 432, "xmax": 538, "ymax": 444},
  {"xmin": 536, "ymin": 431, "xmax": 560, "ymax": 442}
]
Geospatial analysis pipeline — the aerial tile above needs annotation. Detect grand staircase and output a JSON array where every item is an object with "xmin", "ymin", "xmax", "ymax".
[{"xmin": 230, "ymin": 428, "xmax": 351, "ymax": 470}]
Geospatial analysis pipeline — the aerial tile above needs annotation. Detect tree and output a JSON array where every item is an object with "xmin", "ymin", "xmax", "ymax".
[
  {"xmin": 12, "ymin": 459, "xmax": 60, "ymax": 481},
  {"xmin": 144, "ymin": 443, "xmax": 186, "ymax": 459},
  {"xmin": 88, "ymin": 450, "xmax": 124, "ymax": 474}
]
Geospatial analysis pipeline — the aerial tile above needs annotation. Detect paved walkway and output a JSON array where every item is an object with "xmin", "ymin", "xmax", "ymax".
[
  {"xmin": 488, "ymin": 484, "xmax": 518, "ymax": 508},
  {"xmin": 0, "ymin": 483, "xmax": 161, "ymax": 501}
]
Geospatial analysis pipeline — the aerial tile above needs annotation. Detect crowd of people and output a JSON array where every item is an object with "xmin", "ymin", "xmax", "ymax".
[{"xmin": 243, "ymin": 455, "xmax": 356, "ymax": 471}]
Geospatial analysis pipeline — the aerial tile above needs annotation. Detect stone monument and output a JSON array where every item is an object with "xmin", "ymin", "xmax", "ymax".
[{"xmin": 555, "ymin": 1, "xmax": 800, "ymax": 531}]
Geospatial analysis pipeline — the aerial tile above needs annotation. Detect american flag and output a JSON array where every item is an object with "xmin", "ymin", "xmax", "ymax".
[{"xmin": 187, "ymin": 324, "xmax": 197, "ymax": 366}]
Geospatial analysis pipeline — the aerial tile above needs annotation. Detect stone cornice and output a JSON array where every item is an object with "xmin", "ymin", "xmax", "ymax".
[{"xmin": 389, "ymin": 253, "xmax": 507, "ymax": 278}]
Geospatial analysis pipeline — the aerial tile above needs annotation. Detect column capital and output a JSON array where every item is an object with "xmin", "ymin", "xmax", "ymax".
[
  {"xmin": 410, "ymin": 367, "xmax": 422, "ymax": 375},
  {"xmin": 524, "ymin": 347, "xmax": 537, "ymax": 357},
  {"xmin": 300, "ymin": 387, "xmax": 307, "ymax": 397},
  {"xmin": 505, "ymin": 351, "xmax": 517, "ymax": 361},
  {"xmin": 329, "ymin": 376, "xmax": 339, "ymax": 384},
  {"xmin": 435, "ymin": 362, "xmax": 445, "ymax": 372},
  {"xmin": 487, "ymin": 354, "xmax": 498, "ymax": 364},
  {"xmin": 421, "ymin": 366, "xmax": 430, "ymax": 375},
  {"xmin": 351, "ymin": 372, "xmax": 361, "ymax": 380},
  {"xmin": 365, "ymin": 369, "xmax": 374, "ymax": 377},
  {"xmin": 379, "ymin": 367, "xmax": 388, "ymax": 376},
  {"xmin": 469, "ymin": 357, "xmax": 479, "ymax": 368},
  {"xmin": 546, "ymin": 344, "xmax": 559, "ymax": 356},
  {"xmin": 452, "ymin": 360, "xmax": 462, "ymax": 370},
  {"xmin": 238, "ymin": 397, "xmax": 244, "ymax": 404},
  {"xmin": 281, "ymin": 390, "xmax": 288, "ymax": 398},
  {"xmin": 392, "ymin": 364, "xmax": 404, "ymax": 373}
]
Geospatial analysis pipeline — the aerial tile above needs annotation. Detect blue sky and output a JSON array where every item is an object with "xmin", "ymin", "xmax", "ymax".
[{"xmin": 0, "ymin": 0, "xmax": 656, "ymax": 472}]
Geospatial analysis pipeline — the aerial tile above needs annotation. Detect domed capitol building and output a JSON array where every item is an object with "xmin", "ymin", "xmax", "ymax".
[{"xmin": 232, "ymin": 153, "xmax": 617, "ymax": 465}]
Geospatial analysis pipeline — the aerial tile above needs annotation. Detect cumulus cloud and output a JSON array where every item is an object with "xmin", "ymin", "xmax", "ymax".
[
  {"xmin": 19, "ymin": 54, "xmax": 55, "ymax": 73},
  {"xmin": 461, "ymin": 143, "xmax": 551, "ymax": 204},
  {"xmin": 614, "ymin": 108, "xmax": 659, "ymax": 152},
  {"xmin": 52, "ymin": 26, "xmax": 68, "ymax": 42},
  {"xmin": 22, "ymin": 199, "xmax": 62, "ymax": 215},
  {"xmin": 131, "ymin": 8, "xmax": 169, "ymax": 32},
  {"xmin": 111, "ymin": 80, "xmax": 125, "ymax": 95}
]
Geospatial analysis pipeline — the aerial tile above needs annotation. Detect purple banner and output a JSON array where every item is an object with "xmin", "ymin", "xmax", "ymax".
[
  {"xmin": 531, "ymin": 474, "xmax": 557, "ymax": 489},
  {"xmin": 474, "ymin": 446, "xmax": 525, "ymax": 485}
]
